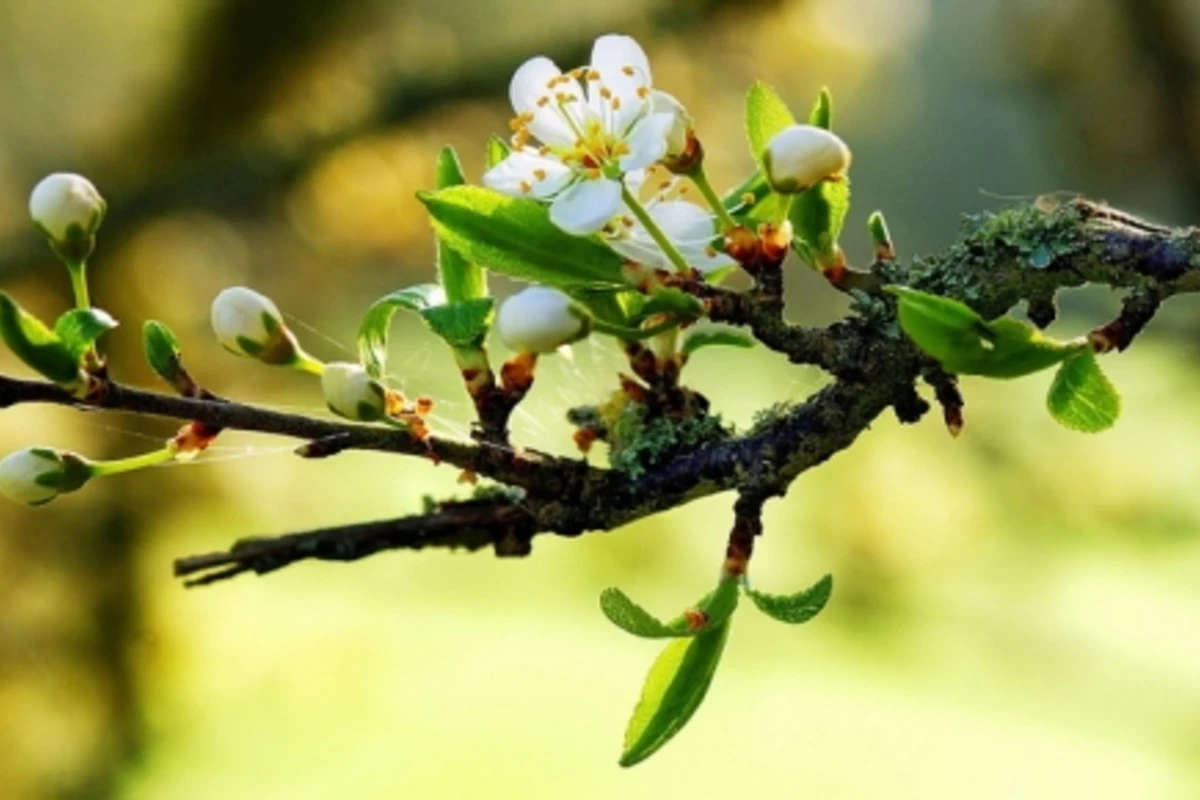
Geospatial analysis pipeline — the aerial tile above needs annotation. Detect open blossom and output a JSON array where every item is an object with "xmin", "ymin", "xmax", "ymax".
[
  {"xmin": 483, "ymin": 35, "xmax": 682, "ymax": 236},
  {"xmin": 605, "ymin": 174, "xmax": 735, "ymax": 275}
]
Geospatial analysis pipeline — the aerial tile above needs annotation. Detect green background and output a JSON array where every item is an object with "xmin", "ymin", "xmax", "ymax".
[{"xmin": 1, "ymin": 0, "xmax": 1199, "ymax": 797}]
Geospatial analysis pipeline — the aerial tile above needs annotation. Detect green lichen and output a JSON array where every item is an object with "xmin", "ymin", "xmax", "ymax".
[
  {"xmin": 607, "ymin": 401, "xmax": 732, "ymax": 478},
  {"xmin": 471, "ymin": 483, "xmax": 526, "ymax": 504},
  {"xmin": 748, "ymin": 402, "xmax": 796, "ymax": 436}
]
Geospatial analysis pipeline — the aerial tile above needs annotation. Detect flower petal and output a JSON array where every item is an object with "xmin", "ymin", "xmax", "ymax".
[
  {"xmin": 550, "ymin": 177, "xmax": 622, "ymax": 236},
  {"xmin": 647, "ymin": 200, "xmax": 717, "ymax": 244},
  {"xmin": 607, "ymin": 235, "xmax": 673, "ymax": 270},
  {"xmin": 509, "ymin": 56, "xmax": 576, "ymax": 148},
  {"xmin": 590, "ymin": 34, "xmax": 653, "ymax": 133},
  {"xmin": 619, "ymin": 112, "xmax": 673, "ymax": 172},
  {"xmin": 483, "ymin": 150, "xmax": 574, "ymax": 199}
]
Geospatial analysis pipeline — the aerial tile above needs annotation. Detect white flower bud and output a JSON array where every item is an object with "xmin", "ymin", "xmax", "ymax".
[
  {"xmin": 0, "ymin": 447, "xmax": 91, "ymax": 506},
  {"xmin": 28, "ymin": 173, "xmax": 106, "ymax": 244},
  {"xmin": 496, "ymin": 287, "xmax": 586, "ymax": 354},
  {"xmin": 210, "ymin": 287, "xmax": 300, "ymax": 365},
  {"xmin": 321, "ymin": 362, "xmax": 388, "ymax": 422},
  {"xmin": 763, "ymin": 125, "xmax": 851, "ymax": 194}
]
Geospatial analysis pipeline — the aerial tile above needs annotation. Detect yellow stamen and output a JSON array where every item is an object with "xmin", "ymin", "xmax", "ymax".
[
  {"xmin": 622, "ymin": 66, "xmax": 635, "ymax": 76},
  {"xmin": 533, "ymin": 168, "xmax": 547, "ymax": 181},
  {"xmin": 519, "ymin": 180, "xmax": 533, "ymax": 194}
]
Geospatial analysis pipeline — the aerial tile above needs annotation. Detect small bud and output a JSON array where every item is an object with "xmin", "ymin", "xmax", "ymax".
[
  {"xmin": 653, "ymin": 91, "xmax": 701, "ymax": 173},
  {"xmin": 210, "ymin": 287, "xmax": 305, "ymax": 366},
  {"xmin": 496, "ymin": 287, "xmax": 586, "ymax": 354},
  {"xmin": 0, "ymin": 447, "xmax": 92, "ymax": 506},
  {"xmin": 763, "ymin": 125, "xmax": 851, "ymax": 195},
  {"xmin": 28, "ymin": 173, "xmax": 106, "ymax": 262},
  {"xmin": 320, "ymin": 362, "xmax": 388, "ymax": 422}
]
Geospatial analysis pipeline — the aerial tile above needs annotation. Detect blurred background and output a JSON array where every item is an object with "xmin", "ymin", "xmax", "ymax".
[{"xmin": 1, "ymin": 0, "xmax": 1199, "ymax": 797}]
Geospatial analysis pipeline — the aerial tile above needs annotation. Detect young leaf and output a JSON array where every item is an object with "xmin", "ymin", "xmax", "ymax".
[
  {"xmin": 790, "ymin": 179, "xmax": 850, "ymax": 267},
  {"xmin": 1046, "ymin": 350, "xmax": 1121, "ymax": 432},
  {"xmin": 419, "ymin": 298, "xmax": 495, "ymax": 349},
  {"xmin": 789, "ymin": 87, "xmax": 848, "ymax": 268},
  {"xmin": 53, "ymin": 308, "xmax": 117, "ymax": 362},
  {"xmin": 0, "ymin": 292, "xmax": 80, "ymax": 385},
  {"xmin": 888, "ymin": 286, "xmax": 1075, "ymax": 378},
  {"xmin": 695, "ymin": 576, "xmax": 740, "ymax": 629},
  {"xmin": 142, "ymin": 320, "xmax": 184, "ymax": 385},
  {"xmin": 745, "ymin": 81, "xmax": 796, "ymax": 168},
  {"xmin": 486, "ymin": 135, "xmax": 511, "ymax": 169},
  {"xmin": 435, "ymin": 146, "xmax": 488, "ymax": 303},
  {"xmin": 681, "ymin": 328, "xmax": 756, "ymax": 357},
  {"xmin": 620, "ymin": 621, "xmax": 731, "ymax": 767},
  {"xmin": 357, "ymin": 284, "xmax": 445, "ymax": 379},
  {"xmin": 808, "ymin": 86, "xmax": 833, "ymax": 129},
  {"xmin": 747, "ymin": 574, "xmax": 833, "ymax": 624},
  {"xmin": 600, "ymin": 588, "xmax": 693, "ymax": 639},
  {"xmin": 419, "ymin": 186, "xmax": 626, "ymax": 289}
]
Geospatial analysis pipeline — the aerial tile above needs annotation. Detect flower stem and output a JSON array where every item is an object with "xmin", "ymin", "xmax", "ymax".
[
  {"xmin": 621, "ymin": 184, "xmax": 692, "ymax": 273},
  {"xmin": 689, "ymin": 167, "xmax": 739, "ymax": 232},
  {"xmin": 88, "ymin": 446, "xmax": 177, "ymax": 478},
  {"xmin": 66, "ymin": 261, "xmax": 91, "ymax": 310},
  {"xmin": 588, "ymin": 316, "xmax": 681, "ymax": 341},
  {"xmin": 291, "ymin": 350, "xmax": 326, "ymax": 376}
]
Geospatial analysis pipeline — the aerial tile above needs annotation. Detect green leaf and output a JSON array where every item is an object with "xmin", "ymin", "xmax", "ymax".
[
  {"xmin": 486, "ymin": 135, "xmax": 511, "ymax": 169},
  {"xmin": 696, "ymin": 576, "xmax": 740, "ymax": 628},
  {"xmin": 357, "ymin": 284, "xmax": 445, "ymax": 378},
  {"xmin": 0, "ymin": 292, "xmax": 80, "ymax": 385},
  {"xmin": 1046, "ymin": 350, "xmax": 1121, "ymax": 432},
  {"xmin": 639, "ymin": 287, "xmax": 705, "ymax": 318},
  {"xmin": 747, "ymin": 574, "xmax": 833, "ymax": 624},
  {"xmin": 53, "ymin": 308, "xmax": 117, "ymax": 362},
  {"xmin": 620, "ymin": 621, "xmax": 731, "ymax": 767},
  {"xmin": 789, "ymin": 178, "xmax": 850, "ymax": 267},
  {"xmin": 142, "ymin": 320, "xmax": 183, "ymax": 383},
  {"xmin": 435, "ymin": 146, "xmax": 487, "ymax": 303},
  {"xmin": 419, "ymin": 186, "xmax": 626, "ymax": 289},
  {"xmin": 888, "ymin": 286, "xmax": 1075, "ymax": 378},
  {"xmin": 600, "ymin": 588, "xmax": 693, "ymax": 639},
  {"xmin": 681, "ymin": 327, "xmax": 756, "ymax": 357},
  {"xmin": 420, "ymin": 298, "xmax": 495, "ymax": 349},
  {"xmin": 569, "ymin": 288, "xmax": 636, "ymax": 328},
  {"xmin": 745, "ymin": 81, "xmax": 796, "ymax": 168},
  {"xmin": 808, "ymin": 86, "xmax": 833, "ymax": 129}
]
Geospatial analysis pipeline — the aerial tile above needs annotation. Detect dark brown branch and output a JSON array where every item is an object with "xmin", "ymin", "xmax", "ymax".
[
  {"xmin": 4, "ymin": 197, "xmax": 1200, "ymax": 585},
  {"xmin": 0, "ymin": 374, "xmax": 600, "ymax": 496},
  {"xmin": 175, "ymin": 499, "xmax": 534, "ymax": 586}
]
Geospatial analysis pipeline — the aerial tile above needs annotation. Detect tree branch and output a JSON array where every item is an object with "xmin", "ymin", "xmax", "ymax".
[{"xmin": 3, "ymin": 197, "xmax": 1198, "ymax": 585}]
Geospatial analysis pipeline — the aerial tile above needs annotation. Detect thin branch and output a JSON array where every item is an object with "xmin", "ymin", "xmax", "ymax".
[{"xmin": 3, "ymin": 196, "xmax": 1199, "ymax": 585}]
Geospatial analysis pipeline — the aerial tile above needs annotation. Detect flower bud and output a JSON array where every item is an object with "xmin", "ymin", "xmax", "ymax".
[
  {"xmin": 652, "ymin": 91, "xmax": 701, "ymax": 173},
  {"xmin": 321, "ymin": 362, "xmax": 387, "ymax": 422},
  {"xmin": 496, "ymin": 287, "xmax": 586, "ymax": 354},
  {"xmin": 763, "ymin": 125, "xmax": 851, "ymax": 194},
  {"xmin": 210, "ymin": 287, "xmax": 303, "ymax": 366},
  {"xmin": 0, "ymin": 447, "xmax": 92, "ymax": 506},
  {"xmin": 28, "ymin": 173, "xmax": 106, "ymax": 260}
]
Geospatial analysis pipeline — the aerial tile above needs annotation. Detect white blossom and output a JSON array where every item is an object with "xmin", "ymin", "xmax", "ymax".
[
  {"xmin": 605, "ymin": 174, "xmax": 735, "ymax": 275},
  {"xmin": 496, "ymin": 287, "xmax": 586, "ymax": 354},
  {"xmin": 483, "ymin": 34, "xmax": 677, "ymax": 236}
]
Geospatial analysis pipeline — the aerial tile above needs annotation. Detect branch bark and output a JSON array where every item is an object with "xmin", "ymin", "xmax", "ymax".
[{"xmin": 3, "ymin": 197, "xmax": 1197, "ymax": 586}]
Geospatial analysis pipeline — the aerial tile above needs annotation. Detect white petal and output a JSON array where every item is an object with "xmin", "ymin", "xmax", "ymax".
[
  {"xmin": 509, "ymin": 56, "xmax": 576, "ymax": 147},
  {"xmin": 607, "ymin": 235, "xmax": 674, "ymax": 270},
  {"xmin": 648, "ymin": 200, "xmax": 717, "ymax": 245},
  {"xmin": 483, "ymin": 150, "xmax": 574, "ymax": 199},
  {"xmin": 590, "ymin": 34, "xmax": 652, "ymax": 133},
  {"xmin": 619, "ymin": 112, "xmax": 673, "ymax": 172},
  {"xmin": 550, "ymin": 177, "xmax": 623, "ymax": 236}
]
